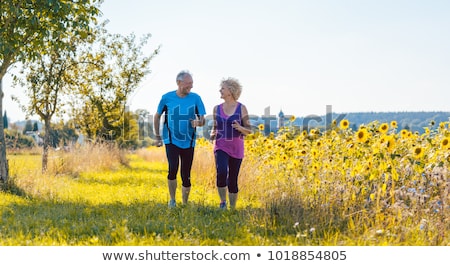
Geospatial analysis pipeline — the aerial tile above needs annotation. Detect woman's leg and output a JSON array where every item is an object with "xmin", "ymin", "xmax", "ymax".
[
  {"xmin": 215, "ymin": 150, "xmax": 229, "ymax": 188},
  {"xmin": 215, "ymin": 150, "xmax": 229, "ymax": 208},
  {"xmin": 227, "ymin": 156, "xmax": 242, "ymax": 193},
  {"xmin": 227, "ymin": 156, "xmax": 242, "ymax": 209}
]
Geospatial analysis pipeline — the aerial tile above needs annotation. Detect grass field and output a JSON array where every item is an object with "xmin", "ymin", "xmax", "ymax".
[{"xmin": 1, "ymin": 120, "xmax": 449, "ymax": 246}]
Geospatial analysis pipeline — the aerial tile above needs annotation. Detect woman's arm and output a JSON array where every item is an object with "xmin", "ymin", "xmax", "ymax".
[{"xmin": 233, "ymin": 104, "xmax": 252, "ymax": 135}]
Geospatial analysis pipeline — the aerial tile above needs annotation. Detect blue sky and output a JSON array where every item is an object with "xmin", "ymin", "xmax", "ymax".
[{"xmin": 4, "ymin": 0, "xmax": 450, "ymax": 121}]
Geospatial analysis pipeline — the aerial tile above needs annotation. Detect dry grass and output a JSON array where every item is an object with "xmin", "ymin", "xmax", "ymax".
[{"xmin": 46, "ymin": 143, "xmax": 129, "ymax": 177}]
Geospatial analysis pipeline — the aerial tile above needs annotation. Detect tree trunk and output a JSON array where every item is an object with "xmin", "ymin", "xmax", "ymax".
[
  {"xmin": 0, "ymin": 78, "xmax": 9, "ymax": 184},
  {"xmin": 42, "ymin": 118, "xmax": 52, "ymax": 173}
]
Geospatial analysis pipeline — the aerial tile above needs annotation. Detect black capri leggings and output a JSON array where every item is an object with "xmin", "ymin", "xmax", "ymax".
[
  {"xmin": 215, "ymin": 149, "xmax": 242, "ymax": 193},
  {"xmin": 165, "ymin": 143, "xmax": 194, "ymax": 187}
]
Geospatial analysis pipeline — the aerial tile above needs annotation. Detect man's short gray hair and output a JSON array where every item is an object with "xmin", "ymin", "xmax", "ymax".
[{"xmin": 176, "ymin": 70, "xmax": 192, "ymax": 82}]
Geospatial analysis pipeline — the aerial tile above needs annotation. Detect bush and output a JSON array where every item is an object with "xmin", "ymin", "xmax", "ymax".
[{"xmin": 4, "ymin": 129, "xmax": 36, "ymax": 149}]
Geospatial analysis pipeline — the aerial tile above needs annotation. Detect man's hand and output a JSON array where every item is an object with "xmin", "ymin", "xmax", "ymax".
[
  {"xmin": 154, "ymin": 136, "xmax": 163, "ymax": 147},
  {"xmin": 209, "ymin": 130, "xmax": 216, "ymax": 141},
  {"xmin": 190, "ymin": 114, "xmax": 203, "ymax": 128}
]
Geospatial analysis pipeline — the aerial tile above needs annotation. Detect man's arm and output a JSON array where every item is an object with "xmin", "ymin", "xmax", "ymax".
[
  {"xmin": 153, "ymin": 112, "xmax": 163, "ymax": 146},
  {"xmin": 210, "ymin": 105, "xmax": 218, "ymax": 140}
]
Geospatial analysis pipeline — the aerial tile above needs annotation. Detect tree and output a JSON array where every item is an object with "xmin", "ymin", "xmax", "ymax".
[
  {"xmin": 70, "ymin": 26, "xmax": 159, "ymax": 146},
  {"xmin": 32, "ymin": 121, "xmax": 38, "ymax": 132},
  {"xmin": 0, "ymin": 0, "xmax": 101, "ymax": 183},
  {"xmin": 48, "ymin": 120, "xmax": 79, "ymax": 148},
  {"xmin": 3, "ymin": 111, "xmax": 8, "ymax": 129},
  {"xmin": 23, "ymin": 120, "xmax": 33, "ymax": 134},
  {"xmin": 18, "ymin": 51, "xmax": 68, "ymax": 171},
  {"xmin": 16, "ymin": 33, "xmax": 89, "ymax": 172},
  {"xmin": 136, "ymin": 109, "xmax": 150, "ymax": 140}
]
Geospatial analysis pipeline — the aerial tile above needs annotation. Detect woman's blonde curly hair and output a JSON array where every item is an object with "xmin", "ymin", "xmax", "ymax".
[{"xmin": 221, "ymin": 77, "xmax": 242, "ymax": 100}]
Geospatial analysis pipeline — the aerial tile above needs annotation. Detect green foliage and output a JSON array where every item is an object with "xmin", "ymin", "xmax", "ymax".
[
  {"xmin": 48, "ymin": 120, "xmax": 79, "ymax": 148},
  {"xmin": 4, "ymin": 129, "xmax": 35, "ymax": 149},
  {"xmin": 22, "ymin": 120, "xmax": 33, "ymax": 134},
  {"xmin": 0, "ymin": 0, "xmax": 102, "ymax": 70},
  {"xmin": 32, "ymin": 121, "xmax": 38, "ymax": 132},
  {"xmin": 69, "ymin": 24, "xmax": 159, "ymax": 143},
  {"xmin": 3, "ymin": 111, "xmax": 8, "ymax": 129},
  {"xmin": 0, "ymin": 0, "xmax": 102, "ymax": 182}
]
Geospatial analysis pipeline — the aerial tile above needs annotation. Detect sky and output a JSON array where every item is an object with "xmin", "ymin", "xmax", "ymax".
[{"xmin": 3, "ymin": 0, "xmax": 450, "ymax": 122}]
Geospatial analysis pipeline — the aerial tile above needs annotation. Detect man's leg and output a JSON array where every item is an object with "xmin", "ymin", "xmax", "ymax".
[
  {"xmin": 180, "ymin": 147, "xmax": 194, "ymax": 204},
  {"xmin": 165, "ymin": 144, "xmax": 180, "ymax": 207}
]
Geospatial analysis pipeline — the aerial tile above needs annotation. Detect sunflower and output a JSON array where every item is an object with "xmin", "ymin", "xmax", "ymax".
[
  {"xmin": 340, "ymin": 119, "xmax": 349, "ymax": 129},
  {"xmin": 311, "ymin": 148, "xmax": 319, "ymax": 158},
  {"xmin": 400, "ymin": 129, "xmax": 409, "ymax": 139},
  {"xmin": 312, "ymin": 162, "xmax": 320, "ymax": 171},
  {"xmin": 245, "ymin": 134, "xmax": 256, "ymax": 140},
  {"xmin": 379, "ymin": 123, "xmax": 389, "ymax": 134},
  {"xmin": 258, "ymin": 124, "xmax": 264, "ymax": 131},
  {"xmin": 412, "ymin": 146, "xmax": 424, "ymax": 159},
  {"xmin": 390, "ymin": 120, "xmax": 398, "ymax": 128},
  {"xmin": 289, "ymin": 115, "xmax": 296, "ymax": 122},
  {"xmin": 386, "ymin": 136, "xmax": 396, "ymax": 153},
  {"xmin": 356, "ymin": 128, "xmax": 369, "ymax": 143},
  {"xmin": 441, "ymin": 137, "xmax": 450, "ymax": 150}
]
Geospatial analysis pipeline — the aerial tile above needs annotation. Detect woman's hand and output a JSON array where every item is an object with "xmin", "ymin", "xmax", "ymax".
[{"xmin": 232, "ymin": 120, "xmax": 242, "ymax": 132}]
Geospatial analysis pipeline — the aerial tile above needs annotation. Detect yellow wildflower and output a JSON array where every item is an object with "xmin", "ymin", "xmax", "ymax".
[
  {"xmin": 390, "ymin": 121, "xmax": 398, "ymax": 128},
  {"xmin": 340, "ymin": 119, "xmax": 349, "ymax": 129},
  {"xmin": 356, "ymin": 128, "xmax": 369, "ymax": 143},
  {"xmin": 441, "ymin": 137, "xmax": 450, "ymax": 150},
  {"xmin": 379, "ymin": 123, "xmax": 389, "ymax": 134},
  {"xmin": 412, "ymin": 146, "xmax": 424, "ymax": 159}
]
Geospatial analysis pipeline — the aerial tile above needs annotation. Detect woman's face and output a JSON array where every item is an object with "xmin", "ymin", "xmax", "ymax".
[{"xmin": 220, "ymin": 85, "xmax": 232, "ymax": 99}]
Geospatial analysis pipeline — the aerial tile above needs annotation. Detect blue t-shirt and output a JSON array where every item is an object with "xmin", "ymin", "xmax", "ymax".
[{"xmin": 156, "ymin": 91, "xmax": 206, "ymax": 148}]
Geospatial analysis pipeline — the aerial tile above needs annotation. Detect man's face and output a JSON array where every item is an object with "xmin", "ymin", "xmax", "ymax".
[{"xmin": 177, "ymin": 75, "xmax": 193, "ymax": 96}]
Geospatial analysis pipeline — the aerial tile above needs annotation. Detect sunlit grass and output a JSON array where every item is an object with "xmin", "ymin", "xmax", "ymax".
[{"xmin": 1, "ymin": 121, "xmax": 449, "ymax": 246}]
